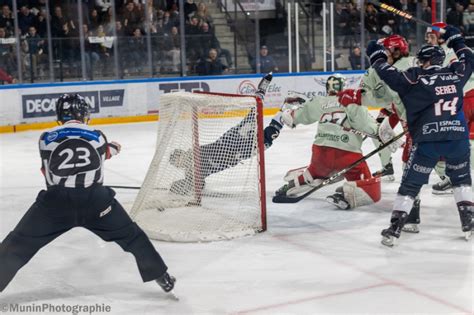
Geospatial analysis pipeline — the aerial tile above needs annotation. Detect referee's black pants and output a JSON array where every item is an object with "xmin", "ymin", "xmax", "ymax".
[{"xmin": 0, "ymin": 185, "xmax": 168, "ymax": 292}]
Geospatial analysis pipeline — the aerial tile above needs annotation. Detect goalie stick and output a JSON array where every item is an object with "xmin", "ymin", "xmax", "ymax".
[{"xmin": 272, "ymin": 130, "xmax": 407, "ymax": 204}]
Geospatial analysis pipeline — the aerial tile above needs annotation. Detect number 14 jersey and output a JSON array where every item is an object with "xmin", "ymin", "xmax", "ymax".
[{"xmin": 39, "ymin": 121, "xmax": 111, "ymax": 188}]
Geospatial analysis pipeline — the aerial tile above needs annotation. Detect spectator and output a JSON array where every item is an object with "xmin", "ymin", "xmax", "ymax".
[
  {"xmin": 464, "ymin": 3, "xmax": 474, "ymax": 34},
  {"xmin": 24, "ymin": 25, "xmax": 46, "ymax": 78},
  {"xmin": 194, "ymin": 2, "xmax": 213, "ymax": 31},
  {"xmin": 102, "ymin": 7, "xmax": 116, "ymax": 34},
  {"xmin": 83, "ymin": 24, "xmax": 100, "ymax": 76},
  {"xmin": 122, "ymin": 1, "xmax": 144, "ymax": 34},
  {"xmin": 196, "ymin": 48, "xmax": 228, "ymax": 75},
  {"xmin": 365, "ymin": 3, "xmax": 379, "ymax": 40},
  {"xmin": 347, "ymin": 2, "xmax": 360, "ymax": 45},
  {"xmin": 420, "ymin": 0, "xmax": 432, "ymax": 23},
  {"xmin": 57, "ymin": 22, "xmax": 79, "ymax": 70},
  {"xmin": 166, "ymin": 0, "xmax": 179, "ymax": 12},
  {"xmin": 125, "ymin": 27, "xmax": 146, "ymax": 73},
  {"xmin": 162, "ymin": 25, "xmax": 180, "ymax": 72},
  {"xmin": 0, "ymin": 26, "xmax": 15, "ymax": 75},
  {"xmin": 0, "ymin": 5, "xmax": 13, "ymax": 33},
  {"xmin": 185, "ymin": 16, "xmax": 201, "ymax": 62},
  {"xmin": 348, "ymin": 46, "xmax": 369, "ymax": 70},
  {"xmin": 447, "ymin": 2, "xmax": 465, "ymax": 31},
  {"xmin": 154, "ymin": 0, "xmax": 168, "ymax": 11},
  {"xmin": 198, "ymin": 22, "xmax": 232, "ymax": 67},
  {"xmin": 251, "ymin": 45, "xmax": 278, "ymax": 73},
  {"xmin": 95, "ymin": 0, "xmax": 113, "ymax": 17},
  {"xmin": 36, "ymin": 9, "xmax": 47, "ymax": 37},
  {"xmin": 398, "ymin": 0, "xmax": 415, "ymax": 38},
  {"xmin": 89, "ymin": 9, "xmax": 102, "ymax": 31},
  {"xmin": 94, "ymin": 24, "xmax": 111, "ymax": 59},
  {"xmin": 0, "ymin": 66, "xmax": 15, "ymax": 84},
  {"xmin": 184, "ymin": 0, "xmax": 197, "ymax": 21},
  {"xmin": 162, "ymin": 10, "xmax": 177, "ymax": 33},
  {"xmin": 377, "ymin": 9, "xmax": 399, "ymax": 35},
  {"xmin": 334, "ymin": 3, "xmax": 350, "ymax": 48},
  {"xmin": 18, "ymin": 6, "xmax": 37, "ymax": 35},
  {"xmin": 51, "ymin": 6, "xmax": 75, "ymax": 38}
]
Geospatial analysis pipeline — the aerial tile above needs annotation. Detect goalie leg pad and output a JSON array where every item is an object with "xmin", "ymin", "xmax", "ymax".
[{"xmin": 342, "ymin": 176, "xmax": 381, "ymax": 208}]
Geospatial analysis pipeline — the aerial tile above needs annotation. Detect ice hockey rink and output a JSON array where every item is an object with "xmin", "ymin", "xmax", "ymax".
[{"xmin": 0, "ymin": 117, "xmax": 472, "ymax": 315}]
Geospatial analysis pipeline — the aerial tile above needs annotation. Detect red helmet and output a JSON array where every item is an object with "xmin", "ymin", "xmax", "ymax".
[
  {"xmin": 426, "ymin": 22, "xmax": 447, "ymax": 38},
  {"xmin": 382, "ymin": 35, "xmax": 409, "ymax": 56}
]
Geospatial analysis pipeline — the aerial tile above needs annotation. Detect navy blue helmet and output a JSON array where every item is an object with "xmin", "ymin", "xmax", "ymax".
[
  {"xmin": 416, "ymin": 45, "xmax": 446, "ymax": 66},
  {"xmin": 56, "ymin": 94, "xmax": 91, "ymax": 123}
]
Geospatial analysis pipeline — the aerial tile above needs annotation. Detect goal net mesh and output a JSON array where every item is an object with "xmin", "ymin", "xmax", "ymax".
[{"xmin": 130, "ymin": 91, "xmax": 266, "ymax": 242}]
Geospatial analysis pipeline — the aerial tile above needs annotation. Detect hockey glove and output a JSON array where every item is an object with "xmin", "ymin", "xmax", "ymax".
[
  {"xmin": 337, "ymin": 89, "xmax": 362, "ymax": 107},
  {"xmin": 281, "ymin": 108, "xmax": 297, "ymax": 128},
  {"xmin": 264, "ymin": 111, "xmax": 284, "ymax": 148},
  {"xmin": 378, "ymin": 117, "xmax": 404, "ymax": 153},
  {"xmin": 366, "ymin": 40, "xmax": 388, "ymax": 65},
  {"xmin": 282, "ymin": 90, "xmax": 309, "ymax": 111},
  {"xmin": 441, "ymin": 25, "xmax": 464, "ymax": 49}
]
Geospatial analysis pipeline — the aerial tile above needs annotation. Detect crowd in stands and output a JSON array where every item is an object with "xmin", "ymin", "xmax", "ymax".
[
  {"xmin": 0, "ymin": 0, "xmax": 233, "ymax": 81},
  {"xmin": 328, "ymin": 0, "xmax": 474, "ymax": 69},
  {"xmin": 1, "ymin": 0, "xmax": 473, "ymax": 82}
]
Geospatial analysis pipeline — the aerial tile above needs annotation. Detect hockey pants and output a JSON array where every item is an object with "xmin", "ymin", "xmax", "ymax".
[
  {"xmin": 0, "ymin": 185, "xmax": 168, "ymax": 292},
  {"xmin": 299, "ymin": 145, "xmax": 372, "ymax": 184},
  {"xmin": 399, "ymin": 139, "xmax": 471, "ymax": 198}
]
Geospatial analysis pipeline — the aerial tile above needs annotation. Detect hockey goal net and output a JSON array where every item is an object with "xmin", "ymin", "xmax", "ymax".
[{"xmin": 130, "ymin": 91, "xmax": 266, "ymax": 242}]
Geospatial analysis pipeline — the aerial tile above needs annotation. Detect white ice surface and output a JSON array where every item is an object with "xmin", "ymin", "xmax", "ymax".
[{"xmin": 0, "ymin": 118, "xmax": 472, "ymax": 315}]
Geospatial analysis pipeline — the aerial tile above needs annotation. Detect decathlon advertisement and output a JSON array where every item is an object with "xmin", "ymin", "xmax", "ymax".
[{"xmin": 0, "ymin": 71, "xmax": 364, "ymax": 127}]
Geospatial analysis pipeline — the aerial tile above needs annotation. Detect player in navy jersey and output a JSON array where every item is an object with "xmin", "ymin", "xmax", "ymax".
[
  {"xmin": 0, "ymin": 94, "xmax": 176, "ymax": 295},
  {"xmin": 366, "ymin": 27, "xmax": 473, "ymax": 245}
]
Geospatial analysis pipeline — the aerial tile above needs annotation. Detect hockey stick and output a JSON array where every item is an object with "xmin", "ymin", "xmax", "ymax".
[
  {"xmin": 369, "ymin": 0, "xmax": 444, "ymax": 33},
  {"xmin": 272, "ymin": 130, "xmax": 407, "ymax": 203},
  {"xmin": 338, "ymin": 124, "xmax": 377, "ymax": 139}
]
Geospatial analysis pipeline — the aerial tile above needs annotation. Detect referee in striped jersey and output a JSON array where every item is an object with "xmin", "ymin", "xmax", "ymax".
[{"xmin": 0, "ymin": 94, "xmax": 176, "ymax": 295}]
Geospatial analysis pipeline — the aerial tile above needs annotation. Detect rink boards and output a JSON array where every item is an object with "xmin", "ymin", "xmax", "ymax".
[{"xmin": 0, "ymin": 71, "xmax": 365, "ymax": 133}]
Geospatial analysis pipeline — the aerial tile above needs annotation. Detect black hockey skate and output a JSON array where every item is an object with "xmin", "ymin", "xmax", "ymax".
[
  {"xmin": 156, "ymin": 272, "xmax": 178, "ymax": 299},
  {"xmin": 402, "ymin": 199, "xmax": 420, "ymax": 233},
  {"xmin": 432, "ymin": 177, "xmax": 453, "ymax": 195},
  {"xmin": 457, "ymin": 202, "xmax": 473, "ymax": 241},
  {"xmin": 381, "ymin": 210, "xmax": 408, "ymax": 247},
  {"xmin": 372, "ymin": 162, "xmax": 395, "ymax": 181},
  {"xmin": 326, "ymin": 193, "xmax": 351, "ymax": 210}
]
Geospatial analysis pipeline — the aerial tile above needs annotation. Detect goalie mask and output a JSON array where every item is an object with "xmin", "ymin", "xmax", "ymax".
[
  {"xmin": 326, "ymin": 74, "xmax": 346, "ymax": 95},
  {"xmin": 56, "ymin": 94, "xmax": 91, "ymax": 124}
]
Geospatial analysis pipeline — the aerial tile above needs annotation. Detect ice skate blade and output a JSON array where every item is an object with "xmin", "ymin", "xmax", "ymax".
[
  {"xmin": 464, "ymin": 231, "xmax": 472, "ymax": 241},
  {"xmin": 431, "ymin": 189, "xmax": 453, "ymax": 195},
  {"xmin": 166, "ymin": 290, "xmax": 179, "ymax": 301},
  {"xmin": 402, "ymin": 224, "xmax": 419, "ymax": 233},
  {"xmin": 381, "ymin": 235, "xmax": 396, "ymax": 247}
]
